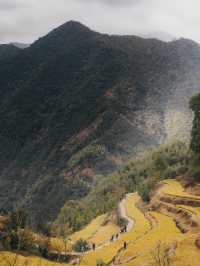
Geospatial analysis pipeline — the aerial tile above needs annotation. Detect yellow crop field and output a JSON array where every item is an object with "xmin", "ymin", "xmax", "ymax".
[
  {"xmin": 89, "ymin": 222, "xmax": 119, "ymax": 246},
  {"xmin": 178, "ymin": 205, "xmax": 200, "ymax": 219},
  {"xmin": 70, "ymin": 214, "xmax": 108, "ymax": 242},
  {"xmin": 0, "ymin": 251, "xmax": 70, "ymax": 266},
  {"xmin": 51, "ymin": 214, "xmax": 107, "ymax": 252},
  {"xmin": 161, "ymin": 179, "xmax": 200, "ymax": 199},
  {"xmin": 79, "ymin": 193, "xmax": 151, "ymax": 266},
  {"xmin": 2, "ymin": 180, "xmax": 200, "ymax": 266},
  {"xmin": 121, "ymin": 212, "xmax": 184, "ymax": 265}
]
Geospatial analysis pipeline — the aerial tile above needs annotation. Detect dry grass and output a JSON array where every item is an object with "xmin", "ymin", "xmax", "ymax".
[
  {"xmin": 3, "ymin": 180, "xmax": 200, "ymax": 266},
  {"xmin": 51, "ymin": 214, "xmax": 107, "ymax": 252},
  {"xmin": 0, "ymin": 251, "xmax": 70, "ymax": 266},
  {"xmin": 161, "ymin": 179, "xmax": 200, "ymax": 199},
  {"xmin": 79, "ymin": 193, "xmax": 151, "ymax": 266}
]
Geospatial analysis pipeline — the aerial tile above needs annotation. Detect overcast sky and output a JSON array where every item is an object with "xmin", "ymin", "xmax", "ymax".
[{"xmin": 1, "ymin": 0, "xmax": 200, "ymax": 44}]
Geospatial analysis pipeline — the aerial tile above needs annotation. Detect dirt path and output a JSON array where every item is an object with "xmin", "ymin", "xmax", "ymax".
[
  {"xmin": 69, "ymin": 194, "xmax": 135, "ymax": 260},
  {"xmin": 118, "ymin": 194, "xmax": 134, "ymax": 232}
]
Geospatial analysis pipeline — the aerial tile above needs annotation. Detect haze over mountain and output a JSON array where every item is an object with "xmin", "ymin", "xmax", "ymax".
[
  {"xmin": 11, "ymin": 42, "xmax": 30, "ymax": 49},
  {"xmin": 141, "ymin": 31, "xmax": 176, "ymax": 42},
  {"xmin": 0, "ymin": 21, "xmax": 200, "ymax": 225}
]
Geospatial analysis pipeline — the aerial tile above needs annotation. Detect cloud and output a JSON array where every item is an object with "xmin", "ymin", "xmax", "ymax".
[
  {"xmin": 75, "ymin": 0, "xmax": 141, "ymax": 7},
  {"xmin": 0, "ymin": 0, "xmax": 25, "ymax": 10},
  {"xmin": 0, "ymin": 0, "xmax": 200, "ymax": 44}
]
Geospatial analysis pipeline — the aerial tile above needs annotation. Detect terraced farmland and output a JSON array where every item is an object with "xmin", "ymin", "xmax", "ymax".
[{"xmin": 1, "ymin": 179, "xmax": 200, "ymax": 265}]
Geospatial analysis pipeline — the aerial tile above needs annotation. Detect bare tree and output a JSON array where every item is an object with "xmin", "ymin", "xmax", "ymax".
[{"xmin": 151, "ymin": 241, "xmax": 176, "ymax": 266}]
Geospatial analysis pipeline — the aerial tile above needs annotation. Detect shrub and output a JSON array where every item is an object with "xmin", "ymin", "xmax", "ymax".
[
  {"xmin": 137, "ymin": 178, "xmax": 156, "ymax": 202},
  {"xmin": 96, "ymin": 259, "xmax": 107, "ymax": 266},
  {"xmin": 73, "ymin": 239, "xmax": 90, "ymax": 252},
  {"xmin": 17, "ymin": 229, "xmax": 35, "ymax": 252},
  {"xmin": 187, "ymin": 166, "xmax": 200, "ymax": 182},
  {"xmin": 117, "ymin": 217, "xmax": 128, "ymax": 228}
]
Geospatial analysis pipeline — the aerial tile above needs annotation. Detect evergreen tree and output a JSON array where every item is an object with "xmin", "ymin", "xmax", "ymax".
[{"xmin": 190, "ymin": 93, "xmax": 200, "ymax": 156}]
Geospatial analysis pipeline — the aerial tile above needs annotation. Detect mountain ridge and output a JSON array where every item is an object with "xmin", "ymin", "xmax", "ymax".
[{"xmin": 0, "ymin": 21, "xmax": 200, "ymax": 226}]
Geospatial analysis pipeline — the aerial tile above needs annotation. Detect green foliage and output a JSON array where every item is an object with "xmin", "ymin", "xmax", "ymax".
[
  {"xmin": 7, "ymin": 210, "xmax": 27, "ymax": 231},
  {"xmin": 117, "ymin": 217, "xmax": 128, "ymax": 228},
  {"xmin": 137, "ymin": 177, "xmax": 157, "ymax": 202},
  {"xmin": 57, "ymin": 201, "xmax": 90, "ymax": 232},
  {"xmin": 56, "ymin": 141, "xmax": 189, "ymax": 232},
  {"xmin": 73, "ymin": 239, "xmax": 90, "ymax": 252},
  {"xmin": 96, "ymin": 259, "xmax": 107, "ymax": 266},
  {"xmin": 190, "ymin": 93, "xmax": 200, "ymax": 155},
  {"xmin": 0, "ymin": 21, "xmax": 199, "ymax": 227},
  {"xmin": 17, "ymin": 229, "xmax": 35, "ymax": 252},
  {"xmin": 67, "ymin": 144, "xmax": 106, "ymax": 170}
]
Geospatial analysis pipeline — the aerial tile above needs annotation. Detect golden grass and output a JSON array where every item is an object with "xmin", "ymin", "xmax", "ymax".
[
  {"xmin": 79, "ymin": 193, "xmax": 151, "ymax": 266},
  {"xmin": 121, "ymin": 212, "xmax": 183, "ymax": 265},
  {"xmin": 70, "ymin": 214, "xmax": 108, "ymax": 242},
  {"xmin": 3, "ymin": 180, "xmax": 200, "ymax": 266},
  {"xmin": 161, "ymin": 179, "xmax": 200, "ymax": 199},
  {"xmin": 89, "ymin": 222, "xmax": 119, "ymax": 246},
  {"xmin": 179, "ymin": 205, "xmax": 200, "ymax": 220},
  {"xmin": 51, "ymin": 214, "xmax": 107, "ymax": 252},
  {"xmin": 0, "ymin": 251, "xmax": 70, "ymax": 266}
]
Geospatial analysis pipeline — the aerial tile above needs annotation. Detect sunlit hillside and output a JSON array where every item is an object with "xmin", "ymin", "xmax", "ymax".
[{"xmin": 2, "ymin": 180, "xmax": 200, "ymax": 266}]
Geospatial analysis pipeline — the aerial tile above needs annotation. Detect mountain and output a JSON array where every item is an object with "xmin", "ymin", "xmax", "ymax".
[
  {"xmin": 11, "ymin": 42, "xmax": 30, "ymax": 49},
  {"xmin": 0, "ymin": 21, "xmax": 200, "ymax": 226},
  {"xmin": 0, "ymin": 44, "xmax": 19, "ymax": 60},
  {"xmin": 141, "ymin": 31, "xmax": 176, "ymax": 42}
]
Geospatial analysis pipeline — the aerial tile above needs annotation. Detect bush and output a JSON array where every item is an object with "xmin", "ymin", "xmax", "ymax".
[
  {"xmin": 137, "ymin": 178, "xmax": 156, "ymax": 202},
  {"xmin": 96, "ymin": 259, "xmax": 107, "ymax": 266},
  {"xmin": 17, "ymin": 229, "xmax": 35, "ymax": 252},
  {"xmin": 117, "ymin": 217, "xmax": 128, "ymax": 228},
  {"xmin": 187, "ymin": 166, "xmax": 200, "ymax": 182},
  {"xmin": 73, "ymin": 239, "xmax": 90, "ymax": 252}
]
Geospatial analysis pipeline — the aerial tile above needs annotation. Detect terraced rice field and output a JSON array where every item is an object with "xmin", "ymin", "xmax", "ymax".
[
  {"xmin": 2, "ymin": 179, "xmax": 200, "ymax": 265},
  {"xmin": 0, "ymin": 251, "xmax": 70, "ymax": 266},
  {"xmin": 79, "ymin": 193, "xmax": 151, "ymax": 266},
  {"xmin": 51, "ymin": 214, "xmax": 109, "ymax": 252},
  {"xmin": 161, "ymin": 179, "xmax": 200, "ymax": 199}
]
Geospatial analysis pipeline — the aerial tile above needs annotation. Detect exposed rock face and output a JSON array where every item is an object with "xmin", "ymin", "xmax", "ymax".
[{"xmin": 0, "ymin": 21, "xmax": 200, "ymax": 223}]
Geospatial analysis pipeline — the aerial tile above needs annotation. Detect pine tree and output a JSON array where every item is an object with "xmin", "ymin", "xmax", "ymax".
[{"xmin": 190, "ymin": 93, "xmax": 200, "ymax": 156}]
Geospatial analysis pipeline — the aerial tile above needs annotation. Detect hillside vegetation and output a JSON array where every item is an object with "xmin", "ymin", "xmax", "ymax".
[
  {"xmin": 2, "ymin": 179, "xmax": 200, "ymax": 265},
  {"xmin": 1, "ymin": 21, "xmax": 200, "ymax": 225},
  {"xmin": 56, "ymin": 141, "xmax": 189, "ymax": 232}
]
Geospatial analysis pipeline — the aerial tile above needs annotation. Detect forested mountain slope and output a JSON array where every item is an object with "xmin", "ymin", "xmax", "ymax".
[{"xmin": 0, "ymin": 21, "xmax": 200, "ymax": 224}]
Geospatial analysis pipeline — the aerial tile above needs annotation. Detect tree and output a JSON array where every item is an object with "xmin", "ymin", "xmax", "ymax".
[
  {"xmin": 73, "ymin": 239, "xmax": 90, "ymax": 252},
  {"xmin": 59, "ymin": 223, "xmax": 72, "ymax": 256},
  {"xmin": 7, "ymin": 209, "xmax": 27, "ymax": 232},
  {"xmin": 151, "ymin": 241, "xmax": 175, "ymax": 266},
  {"xmin": 96, "ymin": 259, "xmax": 107, "ymax": 266},
  {"xmin": 17, "ymin": 229, "xmax": 35, "ymax": 252},
  {"xmin": 190, "ymin": 93, "xmax": 200, "ymax": 156}
]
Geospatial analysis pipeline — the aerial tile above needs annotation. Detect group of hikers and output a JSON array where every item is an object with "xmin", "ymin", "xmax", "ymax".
[{"xmin": 90, "ymin": 224, "xmax": 128, "ymax": 253}]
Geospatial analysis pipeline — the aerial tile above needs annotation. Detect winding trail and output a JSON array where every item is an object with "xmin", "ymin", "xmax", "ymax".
[
  {"xmin": 118, "ymin": 194, "xmax": 134, "ymax": 232},
  {"xmin": 58, "ymin": 193, "xmax": 135, "ymax": 263}
]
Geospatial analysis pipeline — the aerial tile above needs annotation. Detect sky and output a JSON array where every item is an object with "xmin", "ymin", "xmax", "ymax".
[{"xmin": 1, "ymin": 0, "xmax": 200, "ymax": 44}]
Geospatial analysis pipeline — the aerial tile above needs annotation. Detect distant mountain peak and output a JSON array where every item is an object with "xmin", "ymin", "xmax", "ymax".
[{"xmin": 52, "ymin": 20, "xmax": 93, "ymax": 35}]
